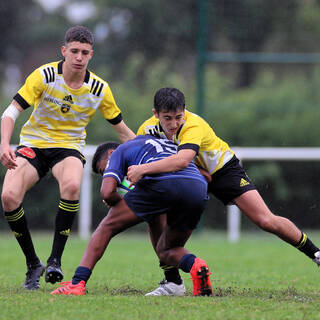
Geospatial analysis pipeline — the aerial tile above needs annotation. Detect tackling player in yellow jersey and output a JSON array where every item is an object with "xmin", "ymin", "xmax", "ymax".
[
  {"xmin": 137, "ymin": 105, "xmax": 234, "ymax": 176},
  {"xmin": 0, "ymin": 26, "xmax": 135, "ymax": 290},
  {"xmin": 130, "ymin": 87, "xmax": 320, "ymax": 296}
]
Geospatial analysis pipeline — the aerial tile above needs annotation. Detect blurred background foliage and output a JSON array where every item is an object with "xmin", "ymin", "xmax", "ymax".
[{"xmin": 0, "ymin": 0, "xmax": 320, "ymax": 231}]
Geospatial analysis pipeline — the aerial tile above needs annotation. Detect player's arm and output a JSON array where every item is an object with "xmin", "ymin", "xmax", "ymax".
[
  {"xmin": 112, "ymin": 120, "xmax": 136, "ymax": 142},
  {"xmin": 100, "ymin": 176, "xmax": 122, "ymax": 207},
  {"xmin": 127, "ymin": 148, "xmax": 196, "ymax": 184},
  {"xmin": 99, "ymin": 84, "xmax": 136, "ymax": 143},
  {"xmin": 0, "ymin": 100, "xmax": 23, "ymax": 169}
]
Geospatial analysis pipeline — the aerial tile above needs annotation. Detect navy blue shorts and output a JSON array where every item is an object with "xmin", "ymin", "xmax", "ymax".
[
  {"xmin": 208, "ymin": 155, "xmax": 256, "ymax": 205},
  {"xmin": 124, "ymin": 178, "xmax": 208, "ymax": 231},
  {"xmin": 15, "ymin": 146, "xmax": 86, "ymax": 179}
]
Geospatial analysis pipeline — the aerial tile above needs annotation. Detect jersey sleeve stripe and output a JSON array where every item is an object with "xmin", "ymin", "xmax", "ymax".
[
  {"xmin": 43, "ymin": 67, "xmax": 55, "ymax": 83},
  {"xmin": 13, "ymin": 93, "xmax": 30, "ymax": 110},
  {"xmin": 107, "ymin": 113, "xmax": 123, "ymax": 125},
  {"xmin": 178, "ymin": 143, "xmax": 200, "ymax": 154},
  {"xmin": 43, "ymin": 69, "xmax": 49, "ymax": 83},
  {"xmin": 90, "ymin": 79, "xmax": 96, "ymax": 92},
  {"xmin": 103, "ymin": 172, "xmax": 121, "ymax": 183},
  {"xmin": 49, "ymin": 67, "xmax": 55, "ymax": 82},
  {"xmin": 96, "ymin": 82, "xmax": 104, "ymax": 97},
  {"xmin": 92, "ymin": 80, "xmax": 100, "ymax": 95}
]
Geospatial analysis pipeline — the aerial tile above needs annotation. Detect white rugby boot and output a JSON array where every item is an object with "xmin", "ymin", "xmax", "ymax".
[
  {"xmin": 145, "ymin": 279, "xmax": 186, "ymax": 296},
  {"xmin": 313, "ymin": 251, "xmax": 320, "ymax": 266}
]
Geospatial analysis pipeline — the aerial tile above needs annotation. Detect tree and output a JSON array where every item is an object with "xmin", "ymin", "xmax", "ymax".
[
  {"xmin": 211, "ymin": 0, "xmax": 301, "ymax": 87},
  {"xmin": 89, "ymin": 0, "xmax": 197, "ymax": 81}
]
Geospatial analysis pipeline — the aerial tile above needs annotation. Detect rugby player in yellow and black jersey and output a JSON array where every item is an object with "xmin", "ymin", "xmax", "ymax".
[
  {"xmin": 0, "ymin": 26, "xmax": 135, "ymax": 290},
  {"xmin": 129, "ymin": 87, "xmax": 320, "ymax": 296}
]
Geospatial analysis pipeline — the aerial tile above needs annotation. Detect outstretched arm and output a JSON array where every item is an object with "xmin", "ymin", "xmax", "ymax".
[
  {"xmin": 112, "ymin": 120, "xmax": 136, "ymax": 142},
  {"xmin": 0, "ymin": 100, "xmax": 23, "ymax": 169}
]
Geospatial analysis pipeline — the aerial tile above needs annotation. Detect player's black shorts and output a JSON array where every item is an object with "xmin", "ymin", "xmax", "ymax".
[
  {"xmin": 208, "ymin": 155, "xmax": 256, "ymax": 205},
  {"xmin": 124, "ymin": 178, "xmax": 208, "ymax": 231},
  {"xmin": 15, "ymin": 145, "xmax": 86, "ymax": 179}
]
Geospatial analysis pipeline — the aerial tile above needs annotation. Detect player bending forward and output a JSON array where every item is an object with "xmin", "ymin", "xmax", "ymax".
[{"xmin": 51, "ymin": 135, "xmax": 212, "ymax": 296}]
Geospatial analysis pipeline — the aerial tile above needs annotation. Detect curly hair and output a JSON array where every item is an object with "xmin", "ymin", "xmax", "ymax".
[{"xmin": 65, "ymin": 25, "xmax": 94, "ymax": 46}]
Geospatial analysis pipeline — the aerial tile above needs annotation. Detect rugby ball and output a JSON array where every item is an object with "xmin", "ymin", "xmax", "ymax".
[{"xmin": 116, "ymin": 176, "xmax": 134, "ymax": 197}]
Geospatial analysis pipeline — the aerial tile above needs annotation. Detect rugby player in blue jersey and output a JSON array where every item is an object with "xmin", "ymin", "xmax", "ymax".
[{"xmin": 51, "ymin": 135, "xmax": 212, "ymax": 296}]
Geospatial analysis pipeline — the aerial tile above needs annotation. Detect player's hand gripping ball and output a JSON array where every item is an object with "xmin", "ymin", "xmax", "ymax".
[{"xmin": 117, "ymin": 176, "xmax": 134, "ymax": 197}]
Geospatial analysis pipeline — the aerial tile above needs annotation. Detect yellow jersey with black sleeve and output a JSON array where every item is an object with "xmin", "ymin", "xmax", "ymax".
[
  {"xmin": 14, "ymin": 60, "xmax": 122, "ymax": 152},
  {"xmin": 137, "ymin": 110, "xmax": 234, "ymax": 175}
]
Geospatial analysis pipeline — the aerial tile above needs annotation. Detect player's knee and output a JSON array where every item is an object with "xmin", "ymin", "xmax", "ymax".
[
  {"xmin": 255, "ymin": 215, "xmax": 275, "ymax": 232},
  {"xmin": 61, "ymin": 180, "xmax": 81, "ymax": 198},
  {"xmin": 98, "ymin": 217, "xmax": 121, "ymax": 238},
  {"xmin": 156, "ymin": 244, "xmax": 173, "ymax": 263},
  {"xmin": 1, "ymin": 189, "xmax": 21, "ymax": 211},
  {"xmin": 157, "ymin": 249, "xmax": 176, "ymax": 266},
  {"xmin": 157, "ymin": 250, "xmax": 167, "ymax": 263}
]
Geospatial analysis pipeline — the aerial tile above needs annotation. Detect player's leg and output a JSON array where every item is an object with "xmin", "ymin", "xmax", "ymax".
[
  {"xmin": 145, "ymin": 220, "xmax": 186, "ymax": 297},
  {"xmin": 148, "ymin": 215, "xmax": 167, "ymax": 251},
  {"xmin": 1, "ymin": 156, "xmax": 44, "ymax": 290},
  {"xmin": 234, "ymin": 189, "xmax": 320, "ymax": 264},
  {"xmin": 156, "ymin": 226, "xmax": 212, "ymax": 296},
  {"xmin": 146, "ymin": 178, "xmax": 209, "ymax": 296},
  {"xmin": 146, "ymin": 166, "xmax": 213, "ymax": 295},
  {"xmin": 46, "ymin": 155, "xmax": 83, "ymax": 283},
  {"xmin": 51, "ymin": 199, "xmax": 143, "ymax": 295},
  {"xmin": 147, "ymin": 215, "xmax": 184, "ymax": 288}
]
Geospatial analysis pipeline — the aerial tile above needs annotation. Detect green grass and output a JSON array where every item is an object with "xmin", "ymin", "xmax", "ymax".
[{"xmin": 0, "ymin": 231, "xmax": 320, "ymax": 320}]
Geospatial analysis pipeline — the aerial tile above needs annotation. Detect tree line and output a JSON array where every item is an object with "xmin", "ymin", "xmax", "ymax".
[{"xmin": 0, "ymin": 0, "xmax": 320, "ymax": 230}]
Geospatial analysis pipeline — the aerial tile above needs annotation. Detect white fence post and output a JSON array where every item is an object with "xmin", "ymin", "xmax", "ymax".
[
  {"xmin": 227, "ymin": 205, "xmax": 241, "ymax": 242},
  {"xmin": 79, "ymin": 146, "xmax": 95, "ymax": 239}
]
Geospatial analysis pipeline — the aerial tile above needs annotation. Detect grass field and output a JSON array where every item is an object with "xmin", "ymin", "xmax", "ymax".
[{"xmin": 0, "ymin": 230, "xmax": 319, "ymax": 320}]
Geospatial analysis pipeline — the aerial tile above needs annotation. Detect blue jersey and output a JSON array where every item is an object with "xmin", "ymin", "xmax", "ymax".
[{"xmin": 103, "ymin": 135, "xmax": 207, "ymax": 186}]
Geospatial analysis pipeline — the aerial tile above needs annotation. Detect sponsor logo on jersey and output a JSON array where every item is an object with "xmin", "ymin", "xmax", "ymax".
[
  {"xmin": 63, "ymin": 95, "xmax": 73, "ymax": 103},
  {"xmin": 43, "ymin": 95, "xmax": 74, "ymax": 114},
  {"xmin": 61, "ymin": 95, "xmax": 73, "ymax": 113},
  {"xmin": 61, "ymin": 104, "xmax": 70, "ymax": 113},
  {"xmin": 17, "ymin": 147, "xmax": 36, "ymax": 159}
]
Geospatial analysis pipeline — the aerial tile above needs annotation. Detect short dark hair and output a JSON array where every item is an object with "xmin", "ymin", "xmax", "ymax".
[
  {"xmin": 153, "ymin": 87, "xmax": 186, "ymax": 113},
  {"xmin": 92, "ymin": 141, "xmax": 120, "ymax": 174},
  {"xmin": 65, "ymin": 25, "xmax": 94, "ymax": 46}
]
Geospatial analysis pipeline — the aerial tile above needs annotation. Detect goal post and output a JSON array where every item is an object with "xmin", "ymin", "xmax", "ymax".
[{"xmin": 79, "ymin": 146, "xmax": 320, "ymax": 241}]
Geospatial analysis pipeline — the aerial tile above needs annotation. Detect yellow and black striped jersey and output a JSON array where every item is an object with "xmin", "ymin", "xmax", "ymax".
[
  {"xmin": 137, "ymin": 110, "xmax": 234, "ymax": 175},
  {"xmin": 14, "ymin": 60, "xmax": 122, "ymax": 152}
]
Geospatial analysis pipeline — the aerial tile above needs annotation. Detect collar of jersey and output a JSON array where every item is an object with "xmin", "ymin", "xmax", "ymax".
[{"xmin": 58, "ymin": 60, "xmax": 90, "ymax": 83}]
